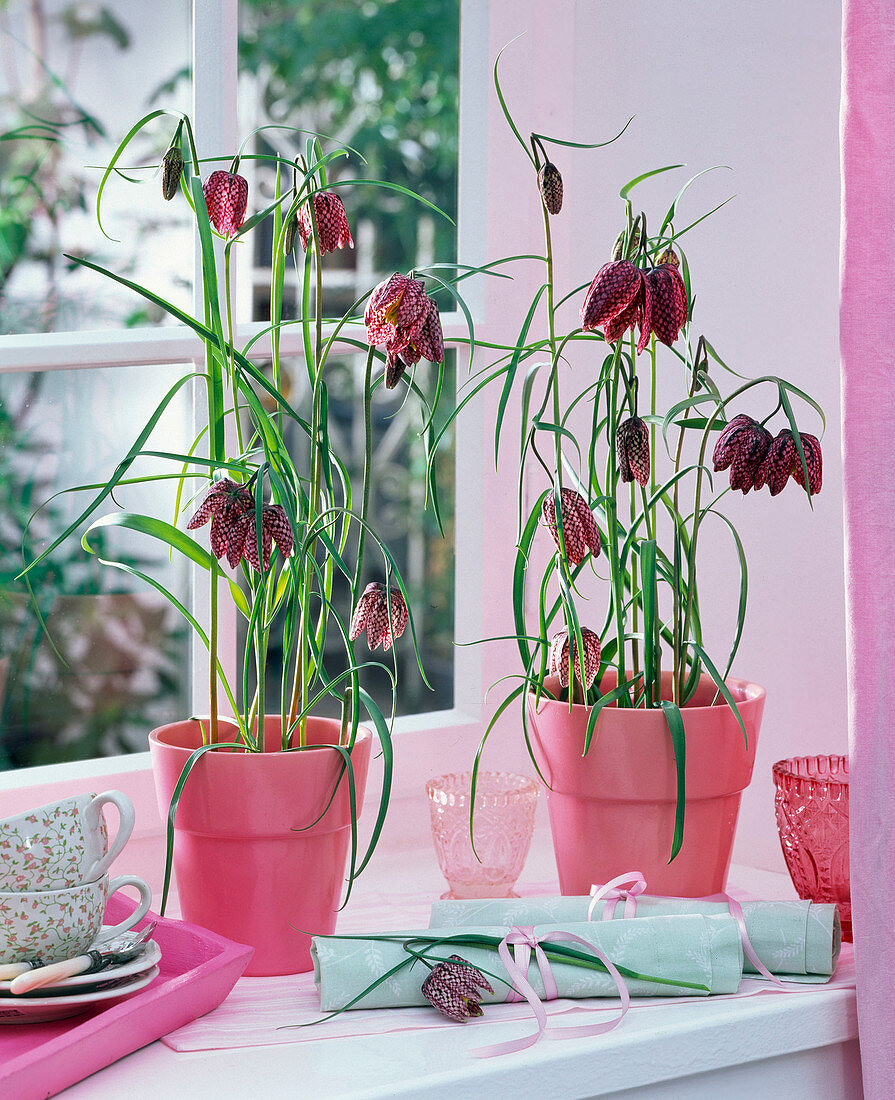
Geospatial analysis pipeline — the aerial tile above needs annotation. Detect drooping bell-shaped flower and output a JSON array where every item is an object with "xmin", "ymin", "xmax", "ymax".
[
  {"xmin": 755, "ymin": 429, "xmax": 823, "ymax": 497},
  {"xmin": 349, "ymin": 581, "xmax": 409, "ymax": 652},
  {"xmin": 616, "ymin": 416, "xmax": 651, "ymax": 487},
  {"xmin": 603, "ymin": 297, "xmax": 643, "ymax": 344},
  {"xmin": 639, "ymin": 262, "xmax": 688, "ymax": 352},
  {"xmin": 235, "ymin": 505, "xmax": 294, "ymax": 572},
  {"xmin": 712, "ymin": 414, "xmax": 773, "ymax": 494},
  {"xmin": 186, "ymin": 478, "xmax": 256, "ymax": 567},
  {"xmin": 298, "ymin": 191, "xmax": 354, "ymax": 254},
  {"xmin": 366, "ymin": 274, "xmax": 444, "ymax": 387},
  {"xmin": 537, "ymin": 161, "xmax": 563, "ymax": 214},
  {"xmin": 202, "ymin": 170, "xmax": 249, "ymax": 237},
  {"xmin": 385, "ymin": 345, "xmax": 420, "ymax": 389},
  {"xmin": 549, "ymin": 626, "xmax": 602, "ymax": 692},
  {"xmin": 581, "ymin": 249, "xmax": 688, "ymax": 353},
  {"xmin": 410, "ymin": 297, "xmax": 445, "ymax": 364},
  {"xmin": 580, "ymin": 260, "xmax": 644, "ymax": 337},
  {"xmin": 365, "ymin": 273, "xmax": 429, "ymax": 349},
  {"xmin": 161, "ymin": 146, "xmax": 183, "ymax": 201},
  {"xmin": 791, "ymin": 432, "xmax": 823, "ymax": 495},
  {"xmin": 541, "ymin": 488, "xmax": 601, "ymax": 566},
  {"xmin": 421, "ymin": 955, "xmax": 493, "ymax": 1023}
]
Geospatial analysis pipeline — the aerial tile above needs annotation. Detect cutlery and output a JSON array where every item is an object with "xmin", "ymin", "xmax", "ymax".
[{"xmin": 7, "ymin": 921, "xmax": 157, "ymax": 994}]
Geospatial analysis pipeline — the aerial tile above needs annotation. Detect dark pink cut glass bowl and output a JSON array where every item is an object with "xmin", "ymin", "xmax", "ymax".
[{"xmin": 773, "ymin": 755, "xmax": 850, "ymax": 941}]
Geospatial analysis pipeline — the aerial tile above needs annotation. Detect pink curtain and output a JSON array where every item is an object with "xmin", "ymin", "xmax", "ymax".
[{"xmin": 841, "ymin": 2, "xmax": 895, "ymax": 1096}]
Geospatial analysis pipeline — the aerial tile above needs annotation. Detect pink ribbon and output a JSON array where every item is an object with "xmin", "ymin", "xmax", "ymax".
[
  {"xmin": 473, "ymin": 925, "xmax": 630, "ymax": 1058},
  {"xmin": 588, "ymin": 872, "xmax": 789, "ymax": 989},
  {"xmin": 587, "ymin": 871, "xmax": 648, "ymax": 921}
]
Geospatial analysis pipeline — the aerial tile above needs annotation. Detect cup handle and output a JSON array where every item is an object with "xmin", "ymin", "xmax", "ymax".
[
  {"xmin": 93, "ymin": 875, "xmax": 153, "ymax": 943},
  {"xmin": 85, "ymin": 790, "xmax": 135, "ymax": 879}
]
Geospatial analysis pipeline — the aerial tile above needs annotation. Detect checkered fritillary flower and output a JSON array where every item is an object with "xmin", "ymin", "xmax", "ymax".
[
  {"xmin": 755, "ymin": 429, "xmax": 823, "ymax": 497},
  {"xmin": 549, "ymin": 626, "xmax": 602, "ymax": 692},
  {"xmin": 541, "ymin": 488, "xmax": 601, "ymax": 566},
  {"xmin": 616, "ymin": 416, "xmax": 651, "ymax": 487},
  {"xmin": 421, "ymin": 955, "xmax": 493, "ymax": 1023},
  {"xmin": 713, "ymin": 414, "xmax": 774, "ymax": 494},
  {"xmin": 298, "ymin": 191, "xmax": 354, "ymax": 254},
  {"xmin": 349, "ymin": 582, "xmax": 409, "ymax": 652},
  {"xmin": 202, "ymin": 170, "xmax": 248, "ymax": 237},
  {"xmin": 186, "ymin": 479, "xmax": 256, "ymax": 568}
]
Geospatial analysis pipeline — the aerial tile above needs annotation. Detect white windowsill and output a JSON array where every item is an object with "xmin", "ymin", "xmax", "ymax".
[{"xmin": 56, "ymin": 829, "xmax": 862, "ymax": 1100}]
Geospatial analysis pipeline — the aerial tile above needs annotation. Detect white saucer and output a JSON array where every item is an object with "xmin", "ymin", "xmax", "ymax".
[
  {"xmin": 0, "ymin": 940, "xmax": 161, "ymax": 994},
  {"xmin": 0, "ymin": 966, "xmax": 159, "ymax": 1024}
]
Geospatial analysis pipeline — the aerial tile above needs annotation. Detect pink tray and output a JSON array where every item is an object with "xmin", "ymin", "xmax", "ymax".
[{"xmin": 0, "ymin": 894, "xmax": 254, "ymax": 1100}]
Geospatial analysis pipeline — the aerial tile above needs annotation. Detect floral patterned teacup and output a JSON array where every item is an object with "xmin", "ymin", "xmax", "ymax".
[
  {"xmin": 0, "ymin": 873, "xmax": 152, "ymax": 965},
  {"xmin": 0, "ymin": 791, "xmax": 135, "ymax": 891}
]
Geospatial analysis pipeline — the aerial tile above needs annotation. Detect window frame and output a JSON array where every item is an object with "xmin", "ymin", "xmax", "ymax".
[{"xmin": 0, "ymin": 0, "xmax": 504, "ymax": 810}]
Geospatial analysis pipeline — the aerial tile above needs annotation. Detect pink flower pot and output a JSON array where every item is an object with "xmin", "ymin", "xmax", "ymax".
[
  {"xmin": 527, "ymin": 673, "xmax": 764, "ymax": 897},
  {"xmin": 149, "ymin": 716, "xmax": 371, "ymax": 976}
]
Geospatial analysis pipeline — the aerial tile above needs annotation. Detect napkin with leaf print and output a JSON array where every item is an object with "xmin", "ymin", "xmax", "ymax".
[
  {"xmin": 428, "ymin": 896, "xmax": 840, "ymax": 981},
  {"xmin": 312, "ymin": 914, "xmax": 743, "ymax": 1012}
]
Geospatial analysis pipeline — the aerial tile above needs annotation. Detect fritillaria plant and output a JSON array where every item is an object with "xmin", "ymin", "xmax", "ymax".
[
  {"xmin": 19, "ymin": 107, "xmax": 473, "ymax": 898},
  {"xmin": 466, "ymin": 52, "xmax": 825, "ymax": 859}
]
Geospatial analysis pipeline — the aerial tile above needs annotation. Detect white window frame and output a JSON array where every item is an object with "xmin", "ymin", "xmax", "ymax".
[{"xmin": 0, "ymin": 0, "xmax": 521, "ymax": 825}]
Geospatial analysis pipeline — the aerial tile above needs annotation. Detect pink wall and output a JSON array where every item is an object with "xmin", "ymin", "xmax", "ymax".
[{"xmin": 564, "ymin": 1, "xmax": 845, "ymax": 874}]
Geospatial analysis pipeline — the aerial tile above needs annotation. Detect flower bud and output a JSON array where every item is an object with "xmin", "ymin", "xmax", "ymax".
[
  {"xmin": 161, "ymin": 146, "xmax": 183, "ymax": 202},
  {"xmin": 616, "ymin": 416, "xmax": 651, "ymax": 487},
  {"xmin": 537, "ymin": 162, "xmax": 563, "ymax": 215},
  {"xmin": 611, "ymin": 223, "xmax": 642, "ymax": 261},
  {"xmin": 283, "ymin": 213, "xmax": 299, "ymax": 255},
  {"xmin": 656, "ymin": 246, "xmax": 680, "ymax": 267}
]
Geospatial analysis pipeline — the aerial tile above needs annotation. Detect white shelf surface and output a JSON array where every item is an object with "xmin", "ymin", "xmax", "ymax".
[{"xmin": 57, "ymin": 835, "xmax": 862, "ymax": 1099}]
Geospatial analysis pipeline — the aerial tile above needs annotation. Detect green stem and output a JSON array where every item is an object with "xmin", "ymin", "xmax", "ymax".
[
  {"xmin": 208, "ymin": 560, "xmax": 219, "ymax": 743},
  {"xmin": 605, "ymin": 341, "xmax": 629, "ymax": 704},
  {"xmin": 681, "ymin": 374, "xmax": 766, "ymax": 689},
  {"xmin": 223, "ymin": 246, "xmax": 245, "ymax": 459},
  {"xmin": 339, "ymin": 347, "xmax": 376, "ymax": 745},
  {"xmin": 672, "ymin": 340, "xmax": 701, "ymax": 703},
  {"xmin": 629, "ymin": 479, "xmax": 640, "ymax": 685},
  {"xmin": 289, "ymin": 210, "xmax": 326, "ymax": 743}
]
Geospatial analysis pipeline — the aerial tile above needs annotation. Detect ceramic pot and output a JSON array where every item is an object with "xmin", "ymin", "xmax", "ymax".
[
  {"xmin": 149, "ymin": 716, "xmax": 371, "ymax": 976},
  {"xmin": 527, "ymin": 672, "xmax": 764, "ymax": 897}
]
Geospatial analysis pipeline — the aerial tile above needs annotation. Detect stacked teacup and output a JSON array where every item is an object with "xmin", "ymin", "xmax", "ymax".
[{"xmin": 0, "ymin": 791, "xmax": 152, "ymax": 966}]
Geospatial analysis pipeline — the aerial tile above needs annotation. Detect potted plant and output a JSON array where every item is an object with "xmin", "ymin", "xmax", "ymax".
[
  {"xmin": 19, "ymin": 111, "xmax": 471, "ymax": 974},
  {"xmin": 470, "ymin": 54, "xmax": 823, "ymax": 897}
]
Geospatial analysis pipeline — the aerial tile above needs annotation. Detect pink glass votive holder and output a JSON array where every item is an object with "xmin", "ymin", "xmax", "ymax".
[
  {"xmin": 426, "ymin": 771, "xmax": 539, "ymax": 900},
  {"xmin": 773, "ymin": 755, "xmax": 850, "ymax": 941}
]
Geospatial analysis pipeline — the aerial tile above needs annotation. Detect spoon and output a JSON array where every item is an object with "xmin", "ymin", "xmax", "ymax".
[{"xmin": 8, "ymin": 920, "xmax": 158, "ymax": 995}]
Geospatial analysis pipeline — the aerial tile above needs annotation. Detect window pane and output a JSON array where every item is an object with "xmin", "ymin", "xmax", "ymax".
[
  {"xmin": 0, "ymin": 0, "xmax": 192, "ymax": 333},
  {"xmin": 0, "ymin": 365, "xmax": 192, "ymax": 768},
  {"xmin": 236, "ymin": 352, "xmax": 456, "ymax": 719},
  {"xmin": 236, "ymin": 0, "xmax": 460, "ymax": 716},
  {"xmin": 237, "ymin": 0, "xmax": 459, "ymax": 284}
]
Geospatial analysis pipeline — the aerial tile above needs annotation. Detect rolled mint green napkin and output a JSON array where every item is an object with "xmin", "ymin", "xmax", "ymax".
[
  {"xmin": 428, "ymin": 896, "xmax": 841, "ymax": 981},
  {"xmin": 312, "ymin": 914, "xmax": 743, "ymax": 1012}
]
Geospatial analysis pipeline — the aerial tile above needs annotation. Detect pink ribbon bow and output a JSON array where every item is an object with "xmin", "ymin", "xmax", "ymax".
[
  {"xmin": 587, "ymin": 871, "xmax": 791, "ymax": 989},
  {"xmin": 473, "ymin": 925, "xmax": 630, "ymax": 1058},
  {"xmin": 587, "ymin": 871, "xmax": 648, "ymax": 921}
]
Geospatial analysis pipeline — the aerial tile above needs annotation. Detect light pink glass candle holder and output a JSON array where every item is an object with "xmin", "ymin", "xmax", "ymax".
[
  {"xmin": 426, "ymin": 772, "xmax": 539, "ymax": 899},
  {"xmin": 773, "ymin": 755, "xmax": 850, "ymax": 941}
]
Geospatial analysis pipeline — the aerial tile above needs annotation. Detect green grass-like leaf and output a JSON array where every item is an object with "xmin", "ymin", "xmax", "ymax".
[{"xmin": 659, "ymin": 700, "xmax": 686, "ymax": 863}]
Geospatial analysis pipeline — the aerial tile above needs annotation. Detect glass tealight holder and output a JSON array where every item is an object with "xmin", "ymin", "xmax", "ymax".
[
  {"xmin": 773, "ymin": 755, "xmax": 851, "ymax": 941},
  {"xmin": 426, "ymin": 771, "xmax": 539, "ymax": 900}
]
